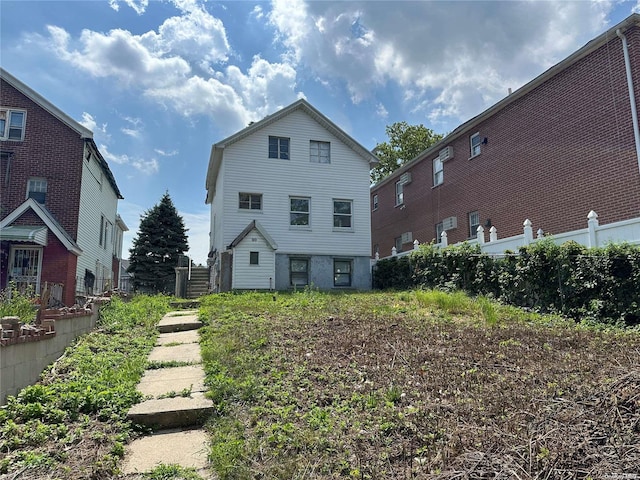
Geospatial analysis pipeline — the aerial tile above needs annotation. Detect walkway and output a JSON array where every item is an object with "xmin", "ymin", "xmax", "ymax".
[{"xmin": 121, "ymin": 309, "xmax": 214, "ymax": 477}]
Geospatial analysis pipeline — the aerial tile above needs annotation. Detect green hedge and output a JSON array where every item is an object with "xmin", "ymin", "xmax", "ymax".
[{"xmin": 372, "ymin": 239, "xmax": 640, "ymax": 327}]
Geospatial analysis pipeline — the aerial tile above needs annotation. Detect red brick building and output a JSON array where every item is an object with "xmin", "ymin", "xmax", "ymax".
[
  {"xmin": 371, "ymin": 14, "xmax": 640, "ymax": 257},
  {"xmin": 0, "ymin": 68, "xmax": 125, "ymax": 305}
]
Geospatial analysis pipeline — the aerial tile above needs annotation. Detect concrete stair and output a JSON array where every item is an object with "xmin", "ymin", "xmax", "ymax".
[
  {"xmin": 186, "ymin": 267, "xmax": 209, "ymax": 299},
  {"xmin": 122, "ymin": 309, "xmax": 213, "ymax": 476}
]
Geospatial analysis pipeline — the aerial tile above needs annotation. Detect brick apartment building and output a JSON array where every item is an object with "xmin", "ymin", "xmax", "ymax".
[
  {"xmin": 0, "ymin": 68, "xmax": 125, "ymax": 305},
  {"xmin": 371, "ymin": 14, "xmax": 640, "ymax": 257}
]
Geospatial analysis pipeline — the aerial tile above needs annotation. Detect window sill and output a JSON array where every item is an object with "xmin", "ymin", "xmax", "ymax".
[
  {"xmin": 289, "ymin": 226, "xmax": 312, "ymax": 231},
  {"xmin": 432, "ymin": 183, "xmax": 443, "ymax": 189},
  {"xmin": 332, "ymin": 228, "xmax": 354, "ymax": 233},
  {"xmin": 237, "ymin": 209, "xmax": 263, "ymax": 213},
  {"xmin": 468, "ymin": 152, "xmax": 481, "ymax": 160},
  {"xmin": 395, "ymin": 203, "xmax": 404, "ymax": 208}
]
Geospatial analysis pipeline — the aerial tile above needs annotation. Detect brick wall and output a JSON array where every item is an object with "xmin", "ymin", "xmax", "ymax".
[
  {"xmin": 372, "ymin": 26, "xmax": 640, "ymax": 256},
  {"xmin": 0, "ymin": 78, "xmax": 84, "ymax": 239}
]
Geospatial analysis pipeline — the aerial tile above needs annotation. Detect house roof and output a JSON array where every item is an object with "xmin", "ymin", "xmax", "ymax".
[
  {"xmin": 205, "ymin": 98, "xmax": 379, "ymax": 203},
  {"xmin": 0, "ymin": 198, "xmax": 83, "ymax": 255},
  {"xmin": 228, "ymin": 220, "xmax": 278, "ymax": 250},
  {"xmin": 0, "ymin": 226, "xmax": 48, "ymax": 246},
  {"xmin": 373, "ymin": 13, "xmax": 640, "ymax": 190},
  {"xmin": 0, "ymin": 68, "xmax": 123, "ymax": 200}
]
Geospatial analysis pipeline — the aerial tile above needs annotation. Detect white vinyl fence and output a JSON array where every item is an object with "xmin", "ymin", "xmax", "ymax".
[{"xmin": 375, "ymin": 211, "xmax": 640, "ymax": 262}]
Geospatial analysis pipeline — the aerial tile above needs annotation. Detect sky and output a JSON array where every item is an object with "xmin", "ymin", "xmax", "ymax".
[{"xmin": 2, "ymin": 0, "xmax": 639, "ymax": 265}]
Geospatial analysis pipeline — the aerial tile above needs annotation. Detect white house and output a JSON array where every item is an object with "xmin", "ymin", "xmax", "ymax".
[{"xmin": 205, "ymin": 99, "xmax": 378, "ymax": 291}]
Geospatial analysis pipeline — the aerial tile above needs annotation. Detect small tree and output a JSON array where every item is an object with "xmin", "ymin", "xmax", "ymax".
[
  {"xmin": 371, "ymin": 121, "xmax": 443, "ymax": 184},
  {"xmin": 128, "ymin": 192, "xmax": 189, "ymax": 293}
]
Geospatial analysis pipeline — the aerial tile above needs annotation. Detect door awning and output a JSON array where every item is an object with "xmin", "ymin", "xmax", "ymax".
[{"xmin": 0, "ymin": 226, "xmax": 48, "ymax": 246}]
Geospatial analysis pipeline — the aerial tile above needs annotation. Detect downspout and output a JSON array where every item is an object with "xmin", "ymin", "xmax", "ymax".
[{"xmin": 616, "ymin": 29, "xmax": 640, "ymax": 173}]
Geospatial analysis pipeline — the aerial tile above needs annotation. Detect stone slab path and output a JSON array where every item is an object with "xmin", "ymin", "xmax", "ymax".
[{"xmin": 122, "ymin": 309, "xmax": 214, "ymax": 477}]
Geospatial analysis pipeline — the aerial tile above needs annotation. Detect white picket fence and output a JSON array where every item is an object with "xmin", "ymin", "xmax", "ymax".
[{"xmin": 375, "ymin": 210, "xmax": 640, "ymax": 262}]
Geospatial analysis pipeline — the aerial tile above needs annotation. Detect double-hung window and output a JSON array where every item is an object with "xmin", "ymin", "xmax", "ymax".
[
  {"xmin": 269, "ymin": 136, "xmax": 289, "ymax": 159},
  {"xmin": 334, "ymin": 259, "xmax": 352, "ymax": 287},
  {"xmin": 433, "ymin": 157, "xmax": 443, "ymax": 186},
  {"xmin": 333, "ymin": 199, "xmax": 352, "ymax": 229},
  {"xmin": 290, "ymin": 197, "xmax": 310, "ymax": 227},
  {"xmin": 239, "ymin": 193, "xmax": 262, "ymax": 210},
  {"xmin": 470, "ymin": 133, "xmax": 481, "ymax": 157},
  {"xmin": 310, "ymin": 140, "xmax": 330, "ymax": 163},
  {"xmin": 290, "ymin": 258, "xmax": 309, "ymax": 287},
  {"xmin": 0, "ymin": 109, "xmax": 26, "ymax": 141},
  {"xmin": 395, "ymin": 181, "xmax": 404, "ymax": 205},
  {"xmin": 27, "ymin": 178, "xmax": 47, "ymax": 204},
  {"xmin": 249, "ymin": 252, "xmax": 259, "ymax": 265},
  {"xmin": 468, "ymin": 211, "xmax": 480, "ymax": 238},
  {"xmin": 372, "ymin": 194, "xmax": 378, "ymax": 211}
]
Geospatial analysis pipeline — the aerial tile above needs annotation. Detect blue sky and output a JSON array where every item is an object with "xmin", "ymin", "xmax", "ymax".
[{"xmin": 1, "ymin": 0, "xmax": 638, "ymax": 264}]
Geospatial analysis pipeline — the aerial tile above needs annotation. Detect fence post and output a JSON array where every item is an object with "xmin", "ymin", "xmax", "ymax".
[
  {"xmin": 375, "ymin": 252, "xmax": 380, "ymax": 261},
  {"xmin": 413, "ymin": 239, "xmax": 420, "ymax": 250},
  {"xmin": 391, "ymin": 246, "xmax": 397, "ymax": 256},
  {"xmin": 441, "ymin": 231, "xmax": 448, "ymax": 247},
  {"xmin": 523, "ymin": 219, "xmax": 533, "ymax": 245},
  {"xmin": 489, "ymin": 226, "xmax": 497, "ymax": 242},
  {"xmin": 537, "ymin": 228, "xmax": 544, "ymax": 239},
  {"xmin": 476, "ymin": 225, "xmax": 485, "ymax": 244},
  {"xmin": 587, "ymin": 210, "xmax": 599, "ymax": 248}
]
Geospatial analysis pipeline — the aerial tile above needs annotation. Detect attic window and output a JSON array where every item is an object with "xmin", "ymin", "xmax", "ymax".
[
  {"xmin": 0, "ymin": 109, "xmax": 26, "ymax": 141},
  {"xmin": 269, "ymin": 136, "xmax": 289, "ymax": 159},
  {"xmin": 310, "ymin": 140, "xmax": 330, "ymax": 163}
]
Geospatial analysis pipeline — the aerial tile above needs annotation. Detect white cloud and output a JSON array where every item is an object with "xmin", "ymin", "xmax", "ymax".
[
  {"xmin": 108, "ymin": 0, "xmax": 148, "ymax": 15},
  {"xmin": 268, "ymin": 0, "xmax": 614, "ymax": 124},
  {"xmin": 155, "ymin": 149, "xmax": 178, "ymax": 157},
  {"xmin": 375, "ymin": 102, "xmax": 388, "ymax": 119},
  {"xmin": 100, "ymin": 144, "xmax": 158, "ymax": 174}
]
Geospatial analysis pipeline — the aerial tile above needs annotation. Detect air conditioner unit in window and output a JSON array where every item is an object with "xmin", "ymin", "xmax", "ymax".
[
  {"xmin": 400, "ymin": 172, "xmax": 412, "ymax": 185},
  {"xmin": 439, "ymin": 146, "xmax": 453, "ymax": 162},
  {"xmin": 442, "ymin": 216, "xmax": 457, "ymax": 231},
  {"xmin": 401, "ymin": 231, "xmax": 412, "ymax": 244}
]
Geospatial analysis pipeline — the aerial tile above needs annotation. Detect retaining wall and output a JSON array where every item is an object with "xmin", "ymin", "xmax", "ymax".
[{"xmin": 0, "ymin": 305, "xmax": 99, "ymax": 404}]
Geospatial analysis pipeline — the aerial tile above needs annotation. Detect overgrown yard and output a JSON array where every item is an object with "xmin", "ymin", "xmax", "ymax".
[
  {"xmin": 1, "ymin": 291, "xmax": 639, "ymax": 479},
  {"xmin": 200, "ymin": 291, "xmax": 640, "ymax": 479}
]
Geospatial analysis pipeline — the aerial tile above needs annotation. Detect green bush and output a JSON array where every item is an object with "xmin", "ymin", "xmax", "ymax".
[
  {"xmin": 0, "ymin": 282, "xmax": 38, "ymax": 324},
  {"xmin": 373, "ymin": 240, "xmax": 640, "ymax": 327}
]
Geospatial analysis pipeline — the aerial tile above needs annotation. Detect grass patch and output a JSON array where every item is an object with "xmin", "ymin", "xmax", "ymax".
[
  {"xmin": 200, "ymin": 290, "xmax": 640, "ymax": 479},
  {"xmin": 0, "ymin": 294, "xmax": 170, "ymax": 479},
  {"xmin": 143, "ymin": 463, "xmax": 204, "ymax": 480}
]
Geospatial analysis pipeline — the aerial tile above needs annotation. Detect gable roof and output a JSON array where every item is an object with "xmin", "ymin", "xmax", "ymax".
[
  {"xmin": 0, "ymin": 198, "xmax": 83, "ymax": 255},
  {"xmin": 228, "ymin": 220, "xmax": 278, "ymax": 250},
  {"xmin": 373, "ymin": 13, "xmax": 640, "ymax": 189},
  {"xmin": 0, "ymin": 68, "xmax": 123, "ymax": 200},
  {"xmin": 205, "ymin": 99, "xmax": 379, "ymax": 203}
]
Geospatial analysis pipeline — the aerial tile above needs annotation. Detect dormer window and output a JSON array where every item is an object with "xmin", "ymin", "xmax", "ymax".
[
  {"xmin": 27, "ymin": 178, "xmax": 47, "ymax": 204},
  {"xmin": 0, "ymin": 109, "xmax": 26, "ymax": 141}
]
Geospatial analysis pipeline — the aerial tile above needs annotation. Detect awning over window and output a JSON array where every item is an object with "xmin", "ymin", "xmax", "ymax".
[{"xmin": 0, "ymin": 226, "xmax": 48, "ymax": 246}]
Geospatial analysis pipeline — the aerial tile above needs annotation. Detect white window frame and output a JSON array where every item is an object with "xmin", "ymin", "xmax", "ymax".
[
  {"xmin": 310, "ymin": 140, "xmax": 330, "ymax": 163},
  {"xmin": 333, "ymin": 199, "xmax": 353, "ymax": 231},
  {"xmin": 239, "ymin": 192, "xmax": 263, "ymax": 211},
  {"xmin": 290, "ymin": 196, "xmax": 310, "ymax": 228},
  {"xmin": 268, "ymin": 136, "xmax": 290, "ymax": 160},
  {"xmin": 395, "ymin": 181, "xmax": 404, "ymax": 206},
  {"xmin": 372, "ymin": 194, "xmax": 378, "ymax": 211},
  {"xmin": 433, "ymin": 157, "xmax": 443, "ymax": 186},
  {"xmin": 26, "ymin": 177, "xmax": 47, "ymax": 203},
  {"xmin": 0, "ymin": 108, "xmax": 26, "ymax": 141},
  {"xmin": 470, "ymin": 132, "xmax": 481, "ymax": 157},
  {"xmin": 469, "ymin": 211, "xmax": 480, "ymax": 238}
]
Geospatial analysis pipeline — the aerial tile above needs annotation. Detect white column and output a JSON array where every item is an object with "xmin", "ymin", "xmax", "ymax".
[
  {"xmin": 441, "ymin": 231, "xmax": 448, "ymax": 247},
  {"xmin": 476, "ymin": 225, "xmax": 485, "ymax": 244},
  {"xmin": 587, "ymin": 210, "xmax": 599, "ymax": 248},
  {"xmin": 413, "ymin": 239, "xmax": 420, "ymax": 250},
  {"xmin": 523, "ymin": 219, "xmax": 533, "ymax": 245},
  {"xmin": 489, "ymin": 226, "xmax": 498, "ymax": 242}
]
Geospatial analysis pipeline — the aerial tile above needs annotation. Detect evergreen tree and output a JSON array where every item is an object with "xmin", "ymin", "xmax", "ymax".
[{"xmin": 127, "ymin": 192, "xmax": 189, "ymax": 293}]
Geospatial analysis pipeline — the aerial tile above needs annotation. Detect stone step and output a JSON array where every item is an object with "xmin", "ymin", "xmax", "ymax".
[
  {"xmin": 157, "ymin": 313, "xmax": 202, "ymax": 333},
  {"xmin": 121, "ymin": 429, "xmax": 210, "ymax": 476},
  {"xmin": 137, "ymin": 365, "xmax": 206, "ymax": 398},
  {"xmin": 148, "ymin": 342, "xmax": 202, "ymax": 364},
  {"xmin": 127, "ymin": 393, "xmax": 214, "ymax": 429}
]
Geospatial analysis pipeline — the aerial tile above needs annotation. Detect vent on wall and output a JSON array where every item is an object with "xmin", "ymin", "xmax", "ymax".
[
  {"xmin": 442, "ymin": 216, "xmax": 457, "ymax": 231},
  {"xmin": 401, "ymin": 231, "xmax": 413, "ymax": 244},
  {"xmin": 399, "ymin": 172, "xmax": 412, "ymax": 185},
  {"xmin": 439, "ymin": 146, "xmax": 453, "ymax": 162}
]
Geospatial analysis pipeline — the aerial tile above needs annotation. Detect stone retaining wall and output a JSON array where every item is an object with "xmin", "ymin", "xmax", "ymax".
[{"xmin": 0, "ymin": 305, "xmax": 99, "ymax": 405}]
